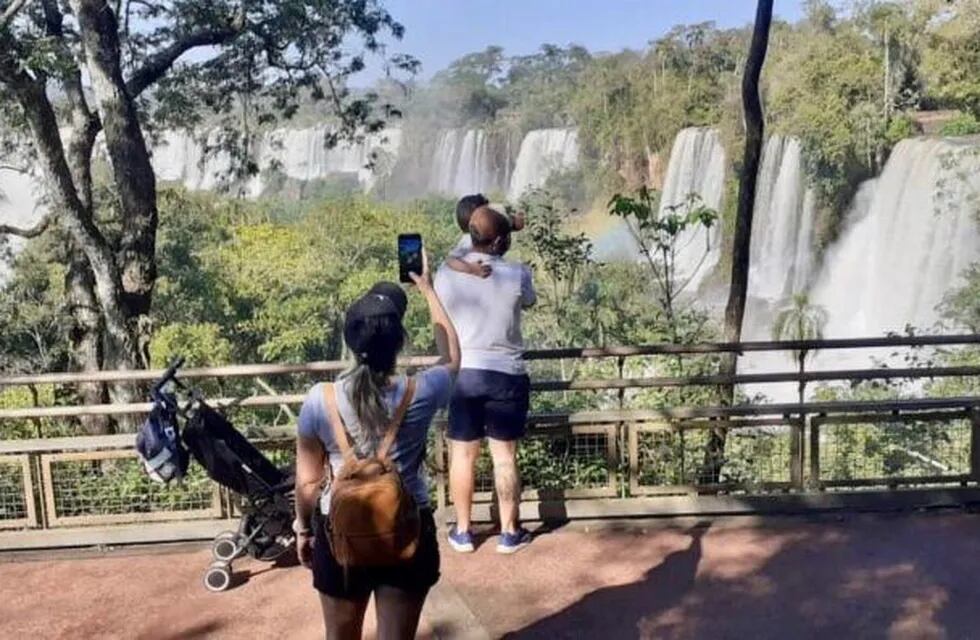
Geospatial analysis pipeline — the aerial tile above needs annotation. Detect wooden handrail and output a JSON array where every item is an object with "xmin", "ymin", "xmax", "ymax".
[
  {"xmin": 1, "ymin": 334, "xmax": 977, "ymax": 387},
  {"xmin": 1, "ymin": 388, "xmax": 977, "ymax": 421},
  {"xmin": 1, "ymin": 364, "xmax": 978, "ymax": 420},
  {"xmin": 1, "ymin": 399, "xmax": 975, "ymax": 454}
]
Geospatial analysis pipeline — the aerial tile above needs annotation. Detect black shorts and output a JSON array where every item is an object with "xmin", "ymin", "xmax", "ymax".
[
  {"xmin": 312, "ymin": 508, "xmax": 440, "ymax": 600},
  {"xmin": 448, "ymin": 369, "xmax": 531, "ymax": 442}
]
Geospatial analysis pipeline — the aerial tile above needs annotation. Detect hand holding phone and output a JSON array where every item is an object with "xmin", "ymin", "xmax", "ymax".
[{"xmin": 398, "ymin": 233, "xmax": 424, "ymax": 284}]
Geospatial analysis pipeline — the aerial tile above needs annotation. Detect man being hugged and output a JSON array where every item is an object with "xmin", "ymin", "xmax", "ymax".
[{"xmin": 434, "ymin": 204, "xmax": 536, "ymax": 554}]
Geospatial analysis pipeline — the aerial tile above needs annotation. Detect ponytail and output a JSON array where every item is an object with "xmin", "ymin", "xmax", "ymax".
[
  {"xmin": 342, "ymin": 314, "xmax": 405, "ymax": 450},
  {"xmin": 347, "ymin": 361, "xmax": 391, "ymax": 449}
]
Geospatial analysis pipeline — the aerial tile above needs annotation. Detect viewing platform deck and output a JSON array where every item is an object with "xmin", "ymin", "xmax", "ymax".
[{"xmin": 3, "ymin": 511, "xmax": 979, "ymax": 639}]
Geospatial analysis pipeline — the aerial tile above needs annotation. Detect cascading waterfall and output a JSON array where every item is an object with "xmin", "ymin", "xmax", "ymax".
[
  {"xmin": 426, "ymin": 129, "xmax": 499, "ymax": 196},
  {"xmin": 810, "ymin": 137, "xmax": 980, "ymax": 338},
  {"xmin": 656, "ymin": 127, "xmax": 727, "ymax": 292},
  {"xmin": 507, "ymin": 128, "xmax": 579, "ymax": 200},
  {"xmin": 748, "ymin": 135, "xmax": 817, "ymax": 303},
  {"xmin": 0, "ymin": 167, "xmax": 43, "ymax": 280},
  {"xmin": 151, "ymin": 127, "xmax": 401, "ymax": 196}
]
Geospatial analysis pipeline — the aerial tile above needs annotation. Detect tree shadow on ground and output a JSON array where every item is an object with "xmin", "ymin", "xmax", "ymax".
[
  {"xmin": 505, "ymin": 523, "xmax": 708, "ymax": 639},
  {"xmin": 503, "ymin": 513, "xmax": 980, "ymax": 639}
]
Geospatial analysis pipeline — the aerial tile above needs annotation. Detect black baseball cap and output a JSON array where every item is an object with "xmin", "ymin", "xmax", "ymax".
[
  {"xmin": 344, "ymin": 283, "xmax": 406, "ymax": 359},
  {"xmin": 367, "ymin": 281, "xmax": 407, "ymax": 318}
]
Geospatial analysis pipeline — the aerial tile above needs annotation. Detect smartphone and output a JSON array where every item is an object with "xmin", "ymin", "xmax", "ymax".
[{"xmin": 397, "ymin": 233, "xmax": 423, "ymax": 283}]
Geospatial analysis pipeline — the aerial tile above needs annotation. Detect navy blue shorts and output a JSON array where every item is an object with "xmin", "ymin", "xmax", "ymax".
[{"xmin": 448, "ymin": 369, "xmax": 531, "ymax": 442}]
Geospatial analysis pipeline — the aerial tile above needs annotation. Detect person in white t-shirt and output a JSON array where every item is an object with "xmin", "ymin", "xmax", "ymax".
[
  {"xmin": 445, "ymin": 194, "xmax": 525, "ymax": 279},
  {"xmin": 434, "ymin": 204, "xmax": 536, "ymax": 555}
]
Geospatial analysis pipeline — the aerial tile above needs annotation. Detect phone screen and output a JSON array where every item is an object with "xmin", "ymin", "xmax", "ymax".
[{"xmin": 398, "ymin": 234, "xmax": 423, "ymax": 283}]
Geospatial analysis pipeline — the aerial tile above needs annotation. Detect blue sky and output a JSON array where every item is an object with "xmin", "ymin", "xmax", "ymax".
[{"xmin": 361, "ymin": 0, "xmax": 806, "ymax": 82}]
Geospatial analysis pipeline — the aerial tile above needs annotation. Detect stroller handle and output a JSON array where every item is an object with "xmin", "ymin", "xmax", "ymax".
[{"xmin": 152, "ymin": 356, "xmax": 186, "ymax": 397}]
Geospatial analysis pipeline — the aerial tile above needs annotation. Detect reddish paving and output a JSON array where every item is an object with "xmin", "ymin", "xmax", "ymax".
[{"xmin": 3, "ymin": 513, "xmax": 980, "ymax": 639}]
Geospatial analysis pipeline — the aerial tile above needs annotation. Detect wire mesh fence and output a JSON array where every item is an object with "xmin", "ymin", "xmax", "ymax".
[
  {"xmin": 0, "ymin": 457, "xmax": 29, "ymax": 525},
  {"xmin": 631, "ymin": 422, "xmax": 794, "ymax": 494},
  {"xmin": 461, "ymin": 426, "xmax": 617, "ymax": 501},
  {"xmin": 817, "ymin": 414, "xmax": 972, "ymax": 486},
  {"xmin": 44, "ymin": 453, "xmax": 218, "ymax": 523}
]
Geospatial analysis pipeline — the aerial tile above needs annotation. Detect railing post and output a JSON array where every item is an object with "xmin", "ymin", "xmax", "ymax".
[
  {"xmin": 809, "ymin": 414, "xmax": 823, "ymax": 490},
  {"xmin": 788, "ymin": 414, "xmax": 803, "ymax": 490},
  {"xmin": 970, "ymin": 407, "xmax": 980, "ymax": 482},
  {"xmin": 618, "ymin": 356, "xmax": 628, "ymax": 498}
]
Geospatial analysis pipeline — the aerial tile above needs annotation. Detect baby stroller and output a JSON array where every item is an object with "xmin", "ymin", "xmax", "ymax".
[{"xmin": 138, "ymin": 358, "xmax": 296, "ymax": 592}]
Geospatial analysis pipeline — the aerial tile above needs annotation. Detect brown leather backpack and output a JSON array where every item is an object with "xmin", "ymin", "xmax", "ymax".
[{"xmin": 321, "ymin": 378, "xmax": 421, "ymax": 567}]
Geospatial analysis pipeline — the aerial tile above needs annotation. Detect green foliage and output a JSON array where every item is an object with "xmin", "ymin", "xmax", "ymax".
[
  {"xmin": 940, "ymin": 112, "xmax": 980, "ymax": 137},
  {"xmin": 608, "ymin": 187, "xmax": 717, "ymax": 337},
  {"xmin": 149, "ymin": 323, "xmax": 233, "ymax": 368},
  {"xmin": 0, "ymin": 239, "xmax": 68, "ymax": 374}
]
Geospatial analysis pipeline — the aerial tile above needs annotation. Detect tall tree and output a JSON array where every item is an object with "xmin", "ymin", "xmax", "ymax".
[
  {"xmin": 0, "ymin": 0, "xmax": 414, "ymax": 427},
  {"xmin": 702, "ymin": 0, "xmax": 773, "ymax": 483}
]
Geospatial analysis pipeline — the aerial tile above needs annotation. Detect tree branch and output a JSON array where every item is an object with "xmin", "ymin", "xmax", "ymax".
[
  {"xmin": 0, "ymin": 0, "xmax": 31, "ymax": 29},
  {"xmin": 125, "ymin": 23, "xmax": 243, "ymax": 98},
  {"xmin": 0, "ymin": 212, "xmax": 51, "ymax": 238}
]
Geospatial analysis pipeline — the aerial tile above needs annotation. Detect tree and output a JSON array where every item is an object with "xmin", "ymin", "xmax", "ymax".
[
  {"xmin": 0, "ymin": 0, "xmax": 414, "ymax": 428},
  {"xmin": 772, "ymin": 293, "xmax": 828, "ymax": 405},
  {"xmin": 607, "ymin": 187, "xmax": 717, "ymax": 342},
  {"xmin": 704, "ymin": 0, "xmax": 774, "ymax": 483}
]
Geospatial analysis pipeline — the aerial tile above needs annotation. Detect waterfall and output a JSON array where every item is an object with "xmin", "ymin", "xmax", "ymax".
[
  {"xmin": 427, "ymin": 129, "xmax": 498, "ymax": 196},
  {"xmin": 507, "ymin": 128, "xmax": 579, "ymax": 200},
  {"xmin": 810, "ymin": 137, "xmax": 980, "ymax": 338},
  {"xmin": 0, "ymin": 168, "xmax": 44, "ymax": 280},
  {"xmin": 748, "ymin": 136, "xmax": 817, "ymax": 303},
  {"xmin": 151, "ymin": 127, "xmax": 400, "ymax": 196},
  {"xmin": 656, "ymin": 127, "xmax": 727, "ymax": 292}
]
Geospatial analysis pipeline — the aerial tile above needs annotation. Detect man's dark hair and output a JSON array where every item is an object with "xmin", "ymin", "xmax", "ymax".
[{"xmin": 455, "ymin": 194, "xmax": 489, "ymax": 232}]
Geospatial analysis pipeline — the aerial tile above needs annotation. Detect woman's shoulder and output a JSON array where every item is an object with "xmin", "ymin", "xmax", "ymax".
[{"xmin": 297, "ymin": 382, "xmax": 328, "ymax": 440}]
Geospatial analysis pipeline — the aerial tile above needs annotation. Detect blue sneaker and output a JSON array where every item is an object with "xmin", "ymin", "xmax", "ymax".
[
  {"xmin": 496, "ymin": 528, "xmax": 532, "ymax": 554},
  {"xmin": 447, "ymin": 526, "xmax": 474, "ymax": 553}
]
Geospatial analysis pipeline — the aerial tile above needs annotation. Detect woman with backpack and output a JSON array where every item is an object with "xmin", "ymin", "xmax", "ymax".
[{"xmin": 293, "ymin": 254, "xmax": 460, "ymax": 640}]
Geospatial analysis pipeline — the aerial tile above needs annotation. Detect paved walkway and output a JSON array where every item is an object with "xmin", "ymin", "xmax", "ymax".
[{"xmin": 3, "ymin": 512, "xmax": 980, "ymax": 639}]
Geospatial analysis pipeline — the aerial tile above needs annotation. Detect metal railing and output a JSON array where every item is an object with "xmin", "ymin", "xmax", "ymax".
[{"xmin": 1, "ymin": 334, "xmax": 978, "ymax": 548}]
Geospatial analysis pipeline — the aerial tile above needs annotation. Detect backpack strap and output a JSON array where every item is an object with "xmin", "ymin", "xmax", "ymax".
[
  {"xmin": 322, "ymin": 377, "xmax": 416, "ymax": 462},
  {"xmin": 377, "ymin": 377, "xmax": 416, "ymax": 461},
  {"xmin": 322, "ymin": 383, "xmax": 357, "ymax": 463}
]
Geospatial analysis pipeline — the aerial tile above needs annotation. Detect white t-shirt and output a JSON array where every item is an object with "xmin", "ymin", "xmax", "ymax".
[
  {"xmin": 448, "ymin": 234, "xmax": 473, "ymax": 259},
  {"xmin": 434, "ymin": 253, "xmax": 536, "ymax": 375}
]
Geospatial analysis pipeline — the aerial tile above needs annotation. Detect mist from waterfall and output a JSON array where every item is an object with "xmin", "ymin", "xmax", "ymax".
[{"xmin": 151, "ymin": 127, "xmax": 402, "ymax": 196}]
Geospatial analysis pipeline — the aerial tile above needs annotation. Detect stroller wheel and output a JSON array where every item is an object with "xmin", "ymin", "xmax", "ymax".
[
  {"xmin": 212, "ymin": 531, "xmax": 240, "ymax": 562},
  {"xmin": 203, "ymin": 561, "xmax": 232, "ymax": 593}
]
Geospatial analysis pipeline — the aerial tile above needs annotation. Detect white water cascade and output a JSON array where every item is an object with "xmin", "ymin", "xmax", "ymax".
[
  {"xmin": 0, "ymin": 168, "xmax": 44, "ymax": 280},
  {"xmin": 748, "ymin": 135, "xmax": 817, "ymax": 303},
  {"xmin": 811, "ymin": 137, "xmax": 980, "ymax": 338},
  {"xmin": 507, "ymin": 128, "xmax": 579, "ymax": 200},
  {"xmin": 656, "ymin": 127, "xmax": 727, "ymax": 292},
  {"xmin": 152, "ymin": 127, "xmax": 401, "ymax": 196},
  {"xmin": 426, "ymin": 129, "xmax": 499, "ymax": 196}
]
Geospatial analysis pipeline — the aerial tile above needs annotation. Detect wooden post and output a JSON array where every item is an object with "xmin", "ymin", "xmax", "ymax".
[
  {"xmin": 970, "ymin": 407, "xmax": 980, "ymax": 481},
  {"xmin": 810, "ymin": 416, "xmax": 823, "ymax": 490}
]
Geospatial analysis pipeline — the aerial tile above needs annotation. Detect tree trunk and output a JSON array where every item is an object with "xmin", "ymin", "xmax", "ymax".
[
  {"xmin": 66, "ymin": 246, "xmax": 112, "ymax": 434},
  {"xmin": 70, "ymin": 0, "xmax": 158, "ymax": 365},
  {"xmin": 701, "ymin": 0, "xmax": 774, "ymax": 484}
]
